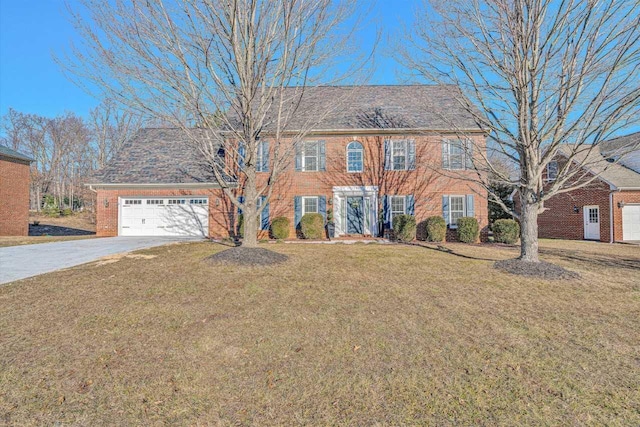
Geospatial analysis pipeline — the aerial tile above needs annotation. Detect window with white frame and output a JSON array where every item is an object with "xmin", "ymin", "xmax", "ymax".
[
  {"xmin": 146, "ymin": 199, "xmax": 164, "ymax": 205},
  {"xmin": 124, "ymin": 199, "xmax": 141, "ymax": 205},
  {"xmin": 443, "ymin": 139, "xmax": 471, "ymax": 170},
  {"xmin": 546, "ymin": 161, "xmax": 558, "ymax": 181},
  {"xmin": 302, "ymin": 141, "xmax": 319, "ymax": 171},
  {"xmin": 190, "ymin": 198, "xmax": 208, "ymax": 205},
  {"xmin": 390, "ymin": 196, "xmax": 406, "ymax": 223},
  {"xmin": 256, "ymin": 140, "xmax": 269, "ymax": 172},
  {"xmin": 392, "ymin": 140, "xmax": 407, "ymax": 170},
  {"xmin": 168, "ymin": 199, "xmax": 186, "ymax": 205},
  {"xmin": 302, "ymin": 196, "xmax": 319, "ymax": 215},
  {"xmin": 449, "ymin": 196, "xmax": 465, "ymax": 227},
  {"xmin": 347, "ymin": 141, "xmax": 363, "ymax": 172}
]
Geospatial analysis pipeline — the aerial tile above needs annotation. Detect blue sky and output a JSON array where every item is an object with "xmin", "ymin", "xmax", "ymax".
[{"xmin": 0, "ymin": 1, "xmax": 413, "ymax": 119}]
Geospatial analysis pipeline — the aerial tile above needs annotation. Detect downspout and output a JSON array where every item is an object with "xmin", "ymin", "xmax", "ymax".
[{"xmin": 609, "ymin": 191, "xmax": 614, "ymax": 243}]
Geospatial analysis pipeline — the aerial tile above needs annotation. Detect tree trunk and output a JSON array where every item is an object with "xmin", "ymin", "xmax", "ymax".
[
  {"xmin": 240, "ymin": 179, "xmax": 259, "ymax": 248},
  {"xmin": 519, "ymin": 197, "xmax": 540, "ymax": 262}
]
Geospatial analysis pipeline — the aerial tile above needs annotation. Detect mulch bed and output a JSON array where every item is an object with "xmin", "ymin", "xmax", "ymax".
[
  {"xmin": 205, "ymin": 247, "xmax": 288, "ymax": 266},
  {"xmin": 494, "ymin": 258, "xmax": 580, "ymax": 280}
]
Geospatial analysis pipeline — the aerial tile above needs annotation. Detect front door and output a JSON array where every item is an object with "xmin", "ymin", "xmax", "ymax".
[
  {"xmin": 583, "ymin": 205, "xmax": 600, "ymax": 240},
  {"xmin": 346, "ymin": 196, "xmax": 364, "ymax": 234}
]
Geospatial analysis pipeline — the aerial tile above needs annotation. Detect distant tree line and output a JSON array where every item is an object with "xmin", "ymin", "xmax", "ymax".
[{"xmin": 0, "ymin": 100, "xmax": 143, "ymax": 215}]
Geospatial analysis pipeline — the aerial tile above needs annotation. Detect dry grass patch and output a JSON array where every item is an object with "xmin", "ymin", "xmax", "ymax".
[{"xmin": 1, "ymin": 240, "xmax": 638, "ymax": 425}]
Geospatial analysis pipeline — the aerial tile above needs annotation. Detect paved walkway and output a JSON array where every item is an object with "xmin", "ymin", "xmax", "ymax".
[{"xmin": 0, "ymin": 237, "xmax": 198, "ymax": 285}]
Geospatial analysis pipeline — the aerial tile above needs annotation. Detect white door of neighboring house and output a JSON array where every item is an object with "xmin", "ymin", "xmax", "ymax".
[
  {"xmin": 583, "ymin": 205, "xmax": 600, "ymax": 240},
  {"xmin": 119, "ymin": 197, "xmax": 209, "ymax": 237},
  {"xmin": 622, "ymin": 204, "xmax": 640, "ymax": 241}
]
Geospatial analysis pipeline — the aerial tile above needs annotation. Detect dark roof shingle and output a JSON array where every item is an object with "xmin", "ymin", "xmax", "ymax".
[{"xmin": 0, "ymin": 145, "xmax": 33, "ymax": 162}]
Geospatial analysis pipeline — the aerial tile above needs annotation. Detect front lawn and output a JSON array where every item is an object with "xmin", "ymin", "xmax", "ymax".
[{"xmin": 1, "ymin": 240, "xmax": 638, "ymax": 425}]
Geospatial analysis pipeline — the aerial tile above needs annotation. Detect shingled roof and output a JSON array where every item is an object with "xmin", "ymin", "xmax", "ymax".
[
  {"xmin": 250, "ymin": 85, "xmax": 484, "ymax": 132},
  {"xmin": 557, "ymin": 144, "xmax": 640, "ymax": 190},
  {"xmin": 88, "ymin": 128, "xmax": 221, "ymax": 185},
  {"xmin": 0, "ymin": 145, "xmax": 33, "ymax": 162},
  {"xmin": 90, "ymin": 85, "xmax": 483, "ymax": 185}
]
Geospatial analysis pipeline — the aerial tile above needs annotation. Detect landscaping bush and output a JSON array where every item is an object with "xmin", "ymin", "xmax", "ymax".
[
  {"xmin": 425, "ymin": 216, "xmax": 446, "ymax": 242},
  {"xmin": 237, "ymin": 214, "xmax": 244, "ymax": 238},
  {"xmin": 61, "ymin": 208, "xmax": 73, "ymax": 216},
  {"xmin": 300, "ymin": 213, "xmax": 324, "ymax": 239},
  {"xmin": 492, "ymin": 219, "xmax": 520, "ymax": 244},
  {"xmin": 457, "ymin": 217, "xmax": 479, "ymax": 243},
  {"xmin": 270, "ymin": 216, "xmax": 290, "ymax": 239},
  {"xmin": 392, "ymin": 214, "xmax": 417, "ymax": 242}
]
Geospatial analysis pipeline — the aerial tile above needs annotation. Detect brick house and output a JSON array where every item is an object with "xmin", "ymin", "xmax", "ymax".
[
  {"xmin": 0, "ymin": 145, "xmax": 33, "ymax": 236},
  {"xmin": 87, "ymin": 85, "xmax": 488, "ymax": 240},
  {"xmin": 537, "ymin": 133, "xmax": 640, "ymax": 242}
]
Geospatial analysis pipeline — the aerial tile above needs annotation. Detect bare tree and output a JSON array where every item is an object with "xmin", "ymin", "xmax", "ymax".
[
  {"xmin": 90, "ymin": 99, "xmax": 144, "ymax": 169},
  {"xmin": 400, "ymin": 0, "xmax": 640, "ymax": 262},
  {"xmin": 60, "ymin": 0, "xmax": 369, "ymax": 247}
]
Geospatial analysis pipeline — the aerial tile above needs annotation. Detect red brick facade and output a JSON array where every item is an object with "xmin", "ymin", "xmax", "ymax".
[
  {"xmin": 531, "ymin": 155, "xmax": 640, "ymax": 242},
  {"xmin": 95, "ymin": 133, "xmax": 489, "ymax": 240},
  {"xmin": 0, "ymin": 155, "xmax": 31, "ymax": 236}
]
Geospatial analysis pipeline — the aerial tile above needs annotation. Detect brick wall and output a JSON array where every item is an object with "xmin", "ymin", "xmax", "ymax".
[
  {"xmin": 95, "ymin": 134, "xmax": 489, "ymax": 240},
  {"xmin": 612, "ymin": 191, "xmax": 640, "ymax": 242},
  {"xmin": 0, "ymin": 156, "xmax": 31, "ymax": 236},
  {"xmin": 538, "ymin": 181, "xmax": 611, "ymax": 241}
]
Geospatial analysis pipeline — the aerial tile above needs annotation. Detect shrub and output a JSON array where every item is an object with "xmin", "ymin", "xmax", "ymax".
[
  {"xmin": 237, "ymin": 214, "xmax": 244, "ymax": 238},
  {"xmin": 270, "ymin": 216, "xmax": 290, "ymax": 239},
  {"xmin": 300, "ymin": 213, "xmax": 324, "ymax": 239},
  {"xmin": 61, "ymin": 208, "xmax": 73, "ymax": 216},
  {"xmin": 392, "ymin": 214, "xmax": 417, "ymax": 242},
  {"xmin": 492, "ymin": 219, "xmax": 520, "ymax": 244},
  {"xmin": 457, "ymin": 217, "xmax": 479, "ymax": 243},
  {"xmin": 425, "ymin": 216, "xmax": 447, "ymax": 242}
]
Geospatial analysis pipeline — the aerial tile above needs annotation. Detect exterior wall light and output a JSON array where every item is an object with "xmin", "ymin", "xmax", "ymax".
[
  {"xmin": 618, "ymin": 201, "xmax": 625, "ymax": 208},
  {"xmin": 103, "ymin": 198, "xmax": 109, "ymax": 208},
  {"xmin": 573, "ymin": 206, "xmax": 579, "ymax": 213}
]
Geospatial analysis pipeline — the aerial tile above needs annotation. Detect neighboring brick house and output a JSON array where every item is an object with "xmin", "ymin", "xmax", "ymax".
[
  {"xmin": 87, "ymin": 85, "xmax": 489, "ymax": 240},
  {"xmin": 537, "ymin": 134, "xmax": 640, "ymax": 242},
  {"xmin": 0, "ymin": 145, "xmax": 33, "ymax": 236}
]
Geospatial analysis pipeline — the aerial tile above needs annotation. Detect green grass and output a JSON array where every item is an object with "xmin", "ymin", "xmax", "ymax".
[{"xmin": 1, "ymin": 240, "xmax": 638, "ymax": 425}]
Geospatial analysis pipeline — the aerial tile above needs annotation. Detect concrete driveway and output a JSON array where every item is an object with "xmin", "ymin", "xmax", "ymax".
[{"xmin": 0, "ymin": 237, "xmax": 198, "ymax": 285}]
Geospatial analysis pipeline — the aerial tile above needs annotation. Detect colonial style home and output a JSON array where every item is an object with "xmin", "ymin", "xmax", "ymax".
[
  {"xmin": 538, "ymin": 132, "xmax": 640, "ymax": 242},
  {"xmin": 0, "ymin": 145, "xmax": 32, "ymax": 236},
  {"xmin": 87, "ymin": 85, "xmax": 488, "ymax": 240}
]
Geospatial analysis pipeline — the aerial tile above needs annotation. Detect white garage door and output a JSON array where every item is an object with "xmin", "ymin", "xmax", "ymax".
[
  {"xmin": 120, "ymin": 197, "xmax": 209, "ymax": 237},
  {"xmin": 622, "ymin": 204, "xmax": 640, "ymax": 241}
]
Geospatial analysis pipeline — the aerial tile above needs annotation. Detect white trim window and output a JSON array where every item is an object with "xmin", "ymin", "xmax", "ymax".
[
  {"xmin": 546, "ymin": 161, "xmax": 558, "ymax": 181},
  {"xmin": 392, "ymin": 141, "xmax": 407, "ymax": 170},
  {"xmin": 302, "ymin": 141, "xmax": 319, "ymax": 171},
  {"xmin": 346, "ymin": 141, "xmax": 364, "ymax": 172},
  {"xmin": 442, "ymin": 139, "xmax": 472, "ymax": 170},
  {"xmin": 302, "ymin": 196, "xmax": 319, "ymax": 215},
  {"xmin": 449, "ymin": 196, "xmax": 465, "ymax": 227},
  {"xmin": 390, "ymin": 196, "xmax": 406, "ymax": 223}
]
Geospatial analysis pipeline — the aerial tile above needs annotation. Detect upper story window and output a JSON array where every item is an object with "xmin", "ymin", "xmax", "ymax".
[
  {"xmin": 347, "ymin": 141, "xmax": 364, "ymax": 172},
  {"xmin": 384, "ymin": 139, "xmax": 416, "ymax": 171},
  {"xmin": 442, "ymin": 139, "xmax": 472, "ymax": 170},
  {"xmin": 256, "ymin": 140, "xmax": 269, "ymax": 172},
  {"xmin": 546, "ymin": 161, "xmax": 558, "ymax": 181},
  {"xmin": 295, "ymin": 140, "xmax": 326, "ymax": 172}
]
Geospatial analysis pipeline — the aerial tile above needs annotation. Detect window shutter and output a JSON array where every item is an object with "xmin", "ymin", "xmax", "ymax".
[
  {"xmin": 318, "ymin": 196, "xmax": 327, "ymax": 223},
  {"xmin": 466, "ymin": 194, "xmax": 475, "ymax": 217},
  {"xmin": 259, "ymin": 196, "xmax": 270, "ymax": 230},
  {"xmin": 465, "ymin": 140, "xmax": 473, "ymax": 170},
  {"xmin": 384, "ymin": 140, "xmax": 392, "ymax": 171},
  {"xmin": 383, "ymin": 195, "xmax": 391, "ymax": 229},
  {"xmin": 237, "ymin": 195, "xmax": 244, "ymax": 215},
  {"xmin": 319, "ymin": 141, "xmax": 326, "ymax": 171},
  {"xmin": 260, "ymin": 141, "xmax": 269, "ymax": 172},
  {"xmin": 442, "ymin": 195, "xmax": 450, "ymax": 225},
  {"xmin": 238, "ymin": 144, "xmax": 246, "ymax": 170},
  {"xmin": 407, "ymin": 140, "xmax": 416, "ymax": 170},
  {"xmin": 406, "ymin": 195, "xmax": 415, "ymax": 216},
  {"xmin": 295, "ymin": 143, "xmax": 302, "ymax": 171},
  {"xmin": 442, "ymin": 140, "xmax": 450, "ymax": 169},
  {"xmin": 294, "ymin": 196, "xmax": 302, "ymax": 228}
]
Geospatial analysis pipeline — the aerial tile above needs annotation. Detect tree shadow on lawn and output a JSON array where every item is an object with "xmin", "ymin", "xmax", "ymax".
[
  {"xmin": 539, "ymin": 247, "xmax": 640, "ymax": 272},
  {"xmin": 408, "ymin": 242, "xmax": 503, "ymax": 262}
]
